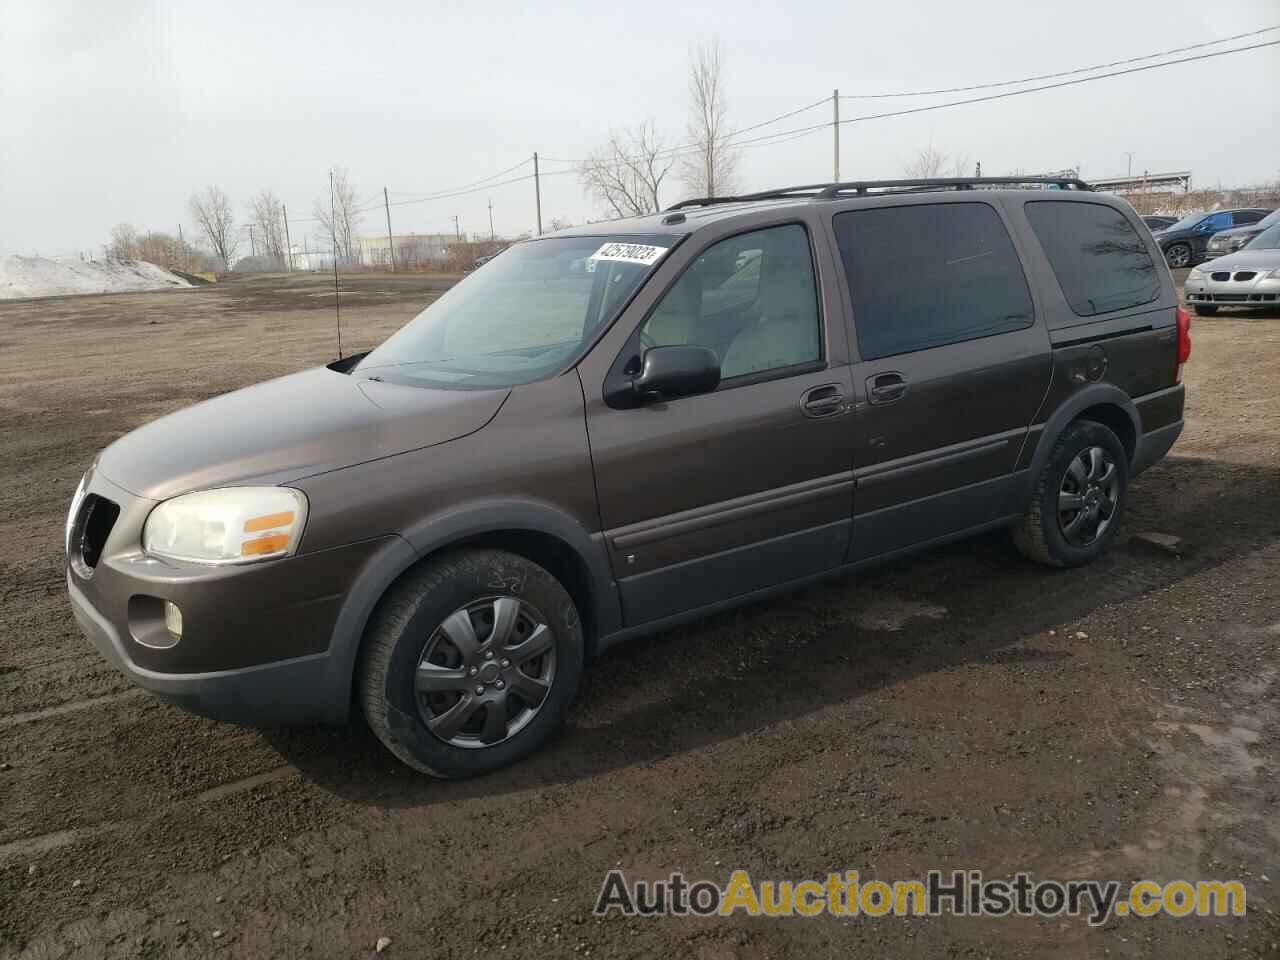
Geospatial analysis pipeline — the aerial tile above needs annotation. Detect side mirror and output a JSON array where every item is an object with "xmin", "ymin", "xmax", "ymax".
[{"xmin": 631, "ymin": 345, "xmax": 721, "ymax": 402}]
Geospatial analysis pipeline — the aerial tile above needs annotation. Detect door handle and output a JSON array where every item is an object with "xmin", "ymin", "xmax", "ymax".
[
  {"xmin": 867, "ymin": 372, "xmax": 908, "ymax": 405},
  {"xmin": 800, "ymin": 383, "xmax": 848, "ymax": 419}
]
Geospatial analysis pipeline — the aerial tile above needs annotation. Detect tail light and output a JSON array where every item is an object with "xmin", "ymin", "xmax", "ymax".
[{"xmin": 1175, "ymin": 307, "xmax": 1191, "ymax": 382}]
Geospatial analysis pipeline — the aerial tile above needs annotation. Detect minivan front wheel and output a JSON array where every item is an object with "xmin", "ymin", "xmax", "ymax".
[
  {"xmin": 358, "ymin": 549, "xmax": 584, "ymax": 778},
  {"xmin": 1013, "ymin": 421, "xmax": 1128, "ymax": 568}
]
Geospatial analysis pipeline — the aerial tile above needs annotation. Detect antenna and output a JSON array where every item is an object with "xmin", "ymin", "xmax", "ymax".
[{"xmin": 329, "ymin": 168, "xmax": 343, "ymax": 359}]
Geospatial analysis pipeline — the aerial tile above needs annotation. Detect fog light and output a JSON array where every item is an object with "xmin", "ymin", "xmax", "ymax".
[{"xmin": 164, "ymin": 601, "xmax": 183, "ymax": 641}]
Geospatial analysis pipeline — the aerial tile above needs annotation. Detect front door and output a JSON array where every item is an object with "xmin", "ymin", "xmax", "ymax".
[
  {"xmin": 582, "ymin": 221, "xmax": 855, "ymax": 626},
  {"xmin": 828, "ymin": 198, "xmax": 1052, "ymax": 561}
]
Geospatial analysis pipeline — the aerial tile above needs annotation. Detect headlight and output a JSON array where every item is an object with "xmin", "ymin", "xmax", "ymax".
[
  {"xmin": 143, "ymin": 487, "xmax": 308, "ymax": 564},
  {"xmin": 65, "ymin": 474, "xmax": 88, "ymax": 554},
  {"xmin": 1187, "ymin": 267, "xmax": 1203, "ymax": 281}
]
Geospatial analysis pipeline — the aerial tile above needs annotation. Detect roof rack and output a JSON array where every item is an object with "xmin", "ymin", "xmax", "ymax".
[
  {"xmin": 816, "ymin": 176, "xmax": 1093, "ymax": 197},
  {"xmin": 665, "ymin": 184, "xmax": 835, "ymax": 211},
  {"xmin": 666, "ymin": 176, "xmax": 1093, "ymax": 210}
]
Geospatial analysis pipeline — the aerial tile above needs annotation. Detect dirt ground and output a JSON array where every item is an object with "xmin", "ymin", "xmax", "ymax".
[{"xmin": 1, "ymin": 271, "xmax": 1278, "ymax": 959}]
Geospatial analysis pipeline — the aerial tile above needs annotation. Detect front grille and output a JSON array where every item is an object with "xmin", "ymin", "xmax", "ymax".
[
  {"xmin": 1211, "ymin": 272, "xmax": 1231, "ymax": 281},
  {"xmin": 1213, "ymin": 294, "xmax": 1249, "ymax": 302},
  {"xmin": 1233, "ymin": 272, "xmax": 1257, "ymax": 282},
  {"xmin": 75, "ymin": 495, "xmax": 119, "ymax": 569}
]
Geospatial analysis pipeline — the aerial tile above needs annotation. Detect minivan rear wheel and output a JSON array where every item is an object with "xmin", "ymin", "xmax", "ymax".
[
  {"xmin": 1164, "ymin": 243, "xmax": 1192, "ymax": 268},
  {"xmin": 358, "ymin": 549, "xmax": 584, "ymax": 778},
  {"xmin": 1013, "ymin": 421, "xmax": 1128, "ymax": 568}
]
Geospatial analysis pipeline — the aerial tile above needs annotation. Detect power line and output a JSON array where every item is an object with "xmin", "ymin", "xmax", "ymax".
[
  {"xmin": 839, "ymin": 24, "xmax": 1279, "ymax": 99},
  {"xmin": 539, "ymin": 93, "xmax": 832, "ymax": 166},
  {"xmin": 705, "ymin": 39, "xmax": 1280, "ymax": 151},
  {"xmin": 386, "ymin": 157, "xmax": 533, "ymax": 200},
  {"xmin": 543, "ymin": 27, "xmax": 1279, "ymax": 170}
]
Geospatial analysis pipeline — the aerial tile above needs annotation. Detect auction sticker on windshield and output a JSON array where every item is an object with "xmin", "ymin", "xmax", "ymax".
[{"xmin": 590, "ymin": 242, "xmax": 669, "ymax": 266}]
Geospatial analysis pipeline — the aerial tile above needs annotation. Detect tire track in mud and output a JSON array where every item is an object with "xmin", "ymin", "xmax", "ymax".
[
  {"xmin": 0, "ymin": 766, "xmax": 296, "ymax": 862},
  {"xmin": 0, "ymin": 689, "xmax": 144, "ymax": 727}
]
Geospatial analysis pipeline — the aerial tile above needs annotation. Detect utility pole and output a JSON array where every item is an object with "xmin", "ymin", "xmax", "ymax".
[
  {"xmin": 1125, "ymin": 152, "xmax": 1135, "ymax": 177},
  {"xmin": 177, "ymin": 223, "xmax": 186, "ymax": 271},
  {"xmin": 832, "ymin": 89, "xmax": 840, "ymax": 182},
  {"xmin": 453, "ymin": 215, "xmax": 461, "ymax": 241},
  {"xmin": 533, "ymin": 151, "xmax": 543, "ymax": 236},
  {"xmin": 329, "ymin": 168, "xmax": 343, "ymax": 359},
  {"xmin": 383, "ymin": 187, "xmax": 395, "ymax": 271},
  {"xmin": 282, "ymin": 204, "xmax": 293, "ymax": 271},
  {"xmin": 249, "ymin": 224, "xmax": 256, "ymax": 258},
  {"xmin": 488, "ymin": 198, "xmax": 495, "ymax": 241}
]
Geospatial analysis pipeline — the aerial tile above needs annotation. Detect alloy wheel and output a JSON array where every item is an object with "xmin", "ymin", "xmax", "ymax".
[
  {"xmin": 414, "ymin": 597, "xmax": 556, "ymax": 749},
  {"xmin": 1057, "ymin": 445, "xmax": 1120, "ymax": 548},
  {"xmin": 1166, "ymin": 245, "xmax": 1191, "ymax": 268}
]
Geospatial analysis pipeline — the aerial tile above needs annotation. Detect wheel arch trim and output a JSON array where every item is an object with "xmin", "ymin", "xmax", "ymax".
[
  {"xmin": 1013, "ymin": 384, "xmax": 1141, "ymax": 508},
  {"xmin": 324, "ymin": 500, "xmax": 619, "ymax": 721}
]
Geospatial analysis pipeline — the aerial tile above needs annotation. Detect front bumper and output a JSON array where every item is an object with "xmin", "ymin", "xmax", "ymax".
[
  {"xmin": 65, "ymin": 468, "xmax": 400, "ymax": 725},
  {"xmin": 1184, "ymin": 272, "xmax": 1280, "ymax": 307},
  {"xmin": 69, "ymin": 573, "xmax": 345, "ymax": 724}
]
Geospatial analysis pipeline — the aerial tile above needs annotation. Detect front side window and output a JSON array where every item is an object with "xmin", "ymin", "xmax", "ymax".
[
  {"xmin": 1025, "ymin": 201, "xmax": 1159, "ymax": 318},
  {"xmin": 356, "ymin": 235, "xmax": 671, "ymax": 389},
  {"xmin": 639, "ymin": 223, "xmax": 821, "ymax": 380},
  {"xmin": 834, "ymin": 202, "xmax": 1034, "ymax": 361},
  {"xmin": 1200, "ymin": 212, "xmax": 1231, "ymax": 233}
]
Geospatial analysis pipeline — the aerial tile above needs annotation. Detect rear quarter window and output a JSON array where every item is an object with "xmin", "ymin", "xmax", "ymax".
[{"xmin": 1024, "ymin": 201, "xmax": 1160, "ymax": 319}]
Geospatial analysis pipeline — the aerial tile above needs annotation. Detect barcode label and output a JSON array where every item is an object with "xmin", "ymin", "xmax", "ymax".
[{"xmin": 589, "ymin": 242, "xmax": 669, "ymax": 266}]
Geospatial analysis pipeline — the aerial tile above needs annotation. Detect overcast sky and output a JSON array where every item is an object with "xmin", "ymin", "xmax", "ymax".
[{"xmin": 3, "ymin": 0, "xmax": 1278, "ymax": 258}]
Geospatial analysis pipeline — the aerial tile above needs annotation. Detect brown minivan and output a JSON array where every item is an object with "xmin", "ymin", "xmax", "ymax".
[{"xmin": 66, "ymin": 177, "xmax": 1189, "ymax": 777}]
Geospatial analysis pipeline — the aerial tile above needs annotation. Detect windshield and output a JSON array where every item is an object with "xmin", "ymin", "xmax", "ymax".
[
  {"xmin": 355, "ymin": 235, "xmax": 674, "ymax": 389},
  {"xmin": 1162, "ymin": 211, "xmax": 1207, "ymax": 232},
  {"xmin": 1245, "ymin": 223, "xmax": 1280, "ymax": 250},
  {"xmin": 1254, "ymin": 209, "xmax": 1280, "ymax": 230}
]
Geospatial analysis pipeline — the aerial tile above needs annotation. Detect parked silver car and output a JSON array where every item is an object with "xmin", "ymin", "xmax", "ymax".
[
  {"xmin": 1184, "ymin": 222, "xmax": 1280, "ymax": 316},
  {"xmin": 1204, "ymin": 208, "xmax": 1280, "ymax": 259}
]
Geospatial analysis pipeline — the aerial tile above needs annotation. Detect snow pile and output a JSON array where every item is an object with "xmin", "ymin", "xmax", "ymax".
[{"xmin": 0, "ymin": 256, "xmax": 192, "ymax": 300}]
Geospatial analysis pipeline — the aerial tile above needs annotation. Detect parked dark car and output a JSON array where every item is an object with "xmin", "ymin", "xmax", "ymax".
[
  {"xmin": 67, "ymin": 177, "xmax": 1188, "ymax": 778},
  {"xmin": 1204, "ymin": 208, "xmax": 1280, "ymax": 259},
  {"xmin": 1152, "ymin": 208, "xmax": 1271, "ymax": 268},
  {"xmin": 1142, "ymin": 215, "xmax": 1178, "ymax": 231}
]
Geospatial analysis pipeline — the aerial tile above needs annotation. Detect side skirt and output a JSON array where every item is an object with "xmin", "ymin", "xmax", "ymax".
[{"xmin": 595, "ymin": 513, "xmax": 1020, "ymax": 654}]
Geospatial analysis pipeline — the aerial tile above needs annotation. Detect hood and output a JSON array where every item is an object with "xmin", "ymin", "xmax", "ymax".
[
  {"xmin": 97, "ymin": 367, "xmax": 508, "ymax": 500},
  {"xmin": 1199, "ymin": 249, "xmax": 1280, "ymax": 273}
]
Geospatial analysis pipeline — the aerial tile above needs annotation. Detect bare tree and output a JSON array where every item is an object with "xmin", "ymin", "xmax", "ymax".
[
  {"xmin": 105, "ymin": 225, "xmax": 202, "ymax": 271},
  {"xmin": 314, "ymin": 166, "xmax": 363, "ymax": 265},
  {"xmin": 249, "ymin": 190, "xmax": 287, "ymax": 268},
  {"xmin": 904, "ymin": 144, "xmax": 972, "ymax": 180},
  {"xmin": 679, "ymin": 39, "xmax": 740, "ymax": 198},
  {"xmin": 580, "ymin": 121, "xmax": 674, "ymax": 218},
  {"xmin": 107, "ymin": 223, "xmax": 142, "ymax": 260},
  {"xmin": 188, "ymin": 186, "xmax": 239, "ymax": 269}
]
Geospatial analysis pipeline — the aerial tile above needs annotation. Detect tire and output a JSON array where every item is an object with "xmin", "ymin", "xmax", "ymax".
[
  {"xmin": 1164, "ymin": 243, "xmax": 1192, "ymax": 269},
  {"xmin": 358, "ymin": 549, "xmax": 584, "ymax": 778},
  {"xmin": 1013, "ymin": 420, "xmax": 1128, "ymax": 568},
  {"xmin": 1193, "ymin": 303, "xmax": 1219, "ymax": 317}
]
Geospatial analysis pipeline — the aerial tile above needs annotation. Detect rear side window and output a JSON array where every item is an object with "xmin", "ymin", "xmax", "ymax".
[
  {"xmin": 1025, "ymin": 201, "xmax": 1159, "ymax": 318},
  {"xmin": 833, "ymin": 202, "xmax": 1034, "ymax": 361}
]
